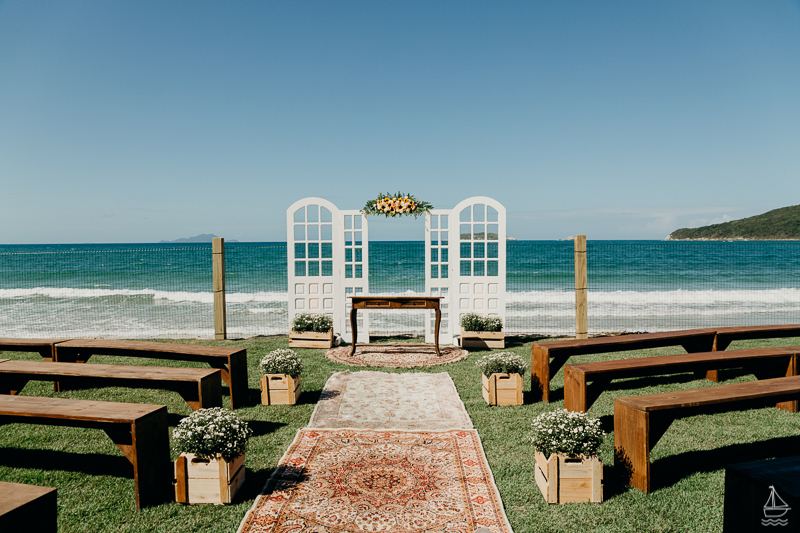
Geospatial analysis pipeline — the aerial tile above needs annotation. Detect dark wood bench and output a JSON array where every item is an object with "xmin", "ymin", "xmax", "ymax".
[
  {"xmin": 0, "ymin": 338, "xmax": 71, "ymax": 362},
  {"xmin": 714, "ymin": 324, "xmax": 800, "ymax": 351},
  {"xmin": 614, "ymin": 375, "xmax": 800, "ymax": 493},
  {"xmin": 532, "ymin": 325, "xmax": 800, "ymax": 403},
  {"xmin": 0, "ymin": 395, "xmax": 172, "ymax": 509},
  {"xmin": 564, "ymin": 347, "xmax": 800, "ymax": 412},
  {"xmin": 532, "ymin": 329, "xmax": 717, "ymax": 402},
  {"xmin": 0, "ymin": 359, "xmax": 222, "ymax": 411},
  {"xmin": 53, "ymin": 340, "xmax": 248, "ymax": 408},
  {"xmin": 0, "ymin": 481, "xmax": 57, "ymax": 532}
]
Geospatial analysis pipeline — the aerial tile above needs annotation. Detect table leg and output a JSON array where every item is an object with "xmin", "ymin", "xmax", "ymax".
[
  {"xmin": 349, "ymin": 307, "xmax": 358, "ymax": 356},
  {"xmin": 434, "ymin": 307, "xmax": 441, "ymax": 357}
]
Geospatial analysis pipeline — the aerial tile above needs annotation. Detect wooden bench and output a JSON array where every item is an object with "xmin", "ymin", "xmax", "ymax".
[
  {"xmin": 0, "ymin": 338, "xmax": 71, "ymax": 362},
  {"xmin": 614, "ymin": 376, "xmax": 800, "ymax": 493},
  {"xmin": 564, "ymin": 347, "xmax": 800, "ymax": 413},
  {"xmin": 0, "ymin": 481, "xmax": 57, "ymax": 532},
  {"xmin": 0, "ymin": 359, "xmax": 222, "ymax": 411},
  {"xmin": 532, "ymin": 325, "xmax": 800, "ymax": 403},
  {"xmin": 53, "ymin": 340, "xmax": 248, "ymax": 408},
  {"xmin": 532, "ymin": 329, "xmax": 717, "ymax": 402},
  {"xmin": 0, "ymin": 395, "xmax": 172, "ymax": 509},
  {"xmin": 714, "ymin": 324, "xmax": 800, "ymax": 351}
]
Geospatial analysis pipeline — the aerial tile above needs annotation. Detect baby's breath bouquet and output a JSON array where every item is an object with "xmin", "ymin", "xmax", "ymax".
[
  {"xmin": 529, "ymin": 409, "xmax": 605, "ymax": 458},
  {"xmin": 461, "ymin": 313, "xmax": 503, "ymax": 332},
  {"xmin": 292, "ymin": 312, "xmax": 333, "ymax": 333},
  {"xmin": 476, "ymin": 352, "xmax": 527, "ymax": 377},
  {"xmin": 259, "ymin": 348, "xmax": 302, "ymax": 378},
  {"xmin": 172, "ymin": 407, "xmax": 253, "ymax": 462}
]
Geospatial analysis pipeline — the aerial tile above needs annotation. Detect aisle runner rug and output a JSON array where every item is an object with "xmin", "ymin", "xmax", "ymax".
[
  {"xmin": 307, "ymin": 371, "xmax": 473, "ymax": 431},
  {"xmin": 325, "ymin": 344, "xmax": 469, "ymax": 368},
  {"xmin": 236, "ymin": 428, "xmax": 513, "ymax": 533}
]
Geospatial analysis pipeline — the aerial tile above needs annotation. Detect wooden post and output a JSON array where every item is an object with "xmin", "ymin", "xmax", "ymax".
[
  {"xmin": 212, "ymin": 238, "xmax": 227, "ymax": 340},
  {"xmin": 574, "ymin": 235, "xmax": 588, "ymax": 339}
]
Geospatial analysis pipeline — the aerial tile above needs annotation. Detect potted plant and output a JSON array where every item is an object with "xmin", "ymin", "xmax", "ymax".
[
  {"xmin": 259, "ymin": 348, "xmax": 302, "ymax": 405},
  {"xmin": 289, "ymin": 312, "xmax": 335, "ymax": 348},
  {"xmin": 476, "ymin": 352, "xmax": 526, "ymax": 406},
  {"xmin": 173, "ymin": 407, "xmax": 253, "ymax": 505},
  {"xmin": 460, "ymin": 312, "xmax": 505, "ymax": 349},
  {"xmin": 529, "ymin": 409, "xmax": 605, "ymax": 504}
]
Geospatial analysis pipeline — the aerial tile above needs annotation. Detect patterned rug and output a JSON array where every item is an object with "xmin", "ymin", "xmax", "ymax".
[
  {"xmin": 236, "ymin": 428, "xmax": 513, "ymax": 533},
  {"xmin": 325, "ymin": 344, "xmax": 469, "ymax": 368},
  {"xmin": 307, "ymin": 371, "xmax": 473, "ymax": 431}
]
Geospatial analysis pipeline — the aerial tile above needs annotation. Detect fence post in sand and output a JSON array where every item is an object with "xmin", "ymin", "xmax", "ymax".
[
  {"xmin": 574, "ymin": 235, "xmax": 588, "ymax": 339},
  {"xmin": 213, "ymin": 238, "xmax": 227, "ymax": 340}
]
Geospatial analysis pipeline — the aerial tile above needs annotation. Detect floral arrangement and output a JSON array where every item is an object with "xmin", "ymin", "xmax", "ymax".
[
  {"xmin": 476, "ymin": 351, "xmax": 527, "ymax": 377},
  {"xmin": 259, "ymin": 348, "xmax": 303, "ymax": 378},
  {"xmin": 529, "ymin": 409, "xmax": 605, "ymax": 458},
  {"xmin": 172, "ymin": 407, "xmax": 253, "ymax": 462},
  {"xmin": 292, "ymin": 312, "xmax": 333, "ymax": 333},
  {"xmin": 461, "ymin": 312, "xmax": 503, "ymax": 332},
  {"xmin": 362, "ymin": 192, "xmax": 433, "ymax": 218}
]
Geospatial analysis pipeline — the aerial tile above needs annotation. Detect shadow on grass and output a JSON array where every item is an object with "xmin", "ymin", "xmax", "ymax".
[
  {"xmin": 235, "ymin": 464, "xmax": 310, "ymax": 501},
  {"xmin": 651, "ymin": 435, "xmax": 800, "ymax": 492},
  {"xmin": 0, "ymin": 447, "xmax": 132, "ymax": 478}
]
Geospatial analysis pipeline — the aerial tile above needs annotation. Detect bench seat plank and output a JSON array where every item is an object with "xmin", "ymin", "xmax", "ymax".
[
  {"xmin": 53, "ymin": 340, "xmax": 247, "ymax": 408},
  {"xmin": 614, "ymin": 375, "xmax": 800, "ymax": 493},
  {"xmin": 0, "ymin": 395, "xmax": 172, "ymax": 509},
  {"xmin": 0, "ymin": 481, "xmax": 57, "ymax": 532},
  {"xmin": 0, "ymin": 360, "xmax": 222, "ymax": 411},
  {"xmin": 0, "ymin": 338, "xmax": 71, "ymax": 362},
  {"xmin": 714, "ymin": 324, "xmax": 800, "ymax": 350},
  {"xmin": 564, "ymin": 347, "xmax": 799, "ymax": 412}
]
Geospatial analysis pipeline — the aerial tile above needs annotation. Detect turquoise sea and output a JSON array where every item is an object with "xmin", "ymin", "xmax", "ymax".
[{"xmin": 1, "ymin": 241, "xmax": 798, "ymax": 338}]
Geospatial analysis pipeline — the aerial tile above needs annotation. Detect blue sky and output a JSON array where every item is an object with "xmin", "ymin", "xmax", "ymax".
[{"xmin": 1, "ymin": 1, "xmax": 799, "ymax": 243}]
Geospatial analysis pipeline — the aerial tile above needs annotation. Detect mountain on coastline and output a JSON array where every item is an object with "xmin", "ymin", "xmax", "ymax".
[
  {"xmin": 160, "ymin": 234, "xmax": 238, "ymax": 243},
  {"xmin": 666, "ymin": 205, "xmax": 800, "ymax": 241}
]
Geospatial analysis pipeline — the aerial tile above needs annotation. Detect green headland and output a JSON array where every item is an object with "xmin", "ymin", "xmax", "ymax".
[{"xmin": 667, "ymin": 204, "xmax": 800, "ymax": 241}]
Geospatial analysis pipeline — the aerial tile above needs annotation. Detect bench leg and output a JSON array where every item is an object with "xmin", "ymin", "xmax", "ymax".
[
  {"xmin": 563, "ymin": 367, "xmax": 588, "ymax": 413},
  {"xmin": 104, "ymin": 409, "xmax": 172, "ymax": 509},
  {"xmin": 531, "ymin": 346, "xmax": 550, "ymax": 402},
  {"xmin": 614, "ymin": 402, "xmax": 653, "ymax": 493},
  {"xmin": 177, "ymin": 373, "xmax": 223, "ymax": 411},
  {"xmin": 210, "ymin": 351, "xmax": 249, "ymax": 409}
]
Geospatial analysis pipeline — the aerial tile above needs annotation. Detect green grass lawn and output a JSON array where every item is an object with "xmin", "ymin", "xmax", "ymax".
[{"xmin": 1, "ymin": 335, "xmax": 799, "ymax": 532}]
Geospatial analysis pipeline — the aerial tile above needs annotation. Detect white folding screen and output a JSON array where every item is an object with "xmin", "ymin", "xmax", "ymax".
[
  {"xmin": 288, "ymin": 196, "xmax": 504, "ymax": 345},
  {"xmin": 286, "ymin": 198, "xmax": 369, "ymax": 343}
]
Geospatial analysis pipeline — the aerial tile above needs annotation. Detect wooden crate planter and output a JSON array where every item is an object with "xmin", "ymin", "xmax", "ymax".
[
  {"xmin": 461, "ymin": 328, "xmax": 505, "ymax": 349},
  {"xmin": 289, "ymin": 329, "xmax": 334, "ymax": 348},
  {"xmin": 482, "ymin": 373, "xmax": 523, "ymax": 406},
  {"xmin": 260, "ymin": 374, "xmax": 301, "ymax": 405},
  {"xmin": 535, "ymin": 451, "xmax": 603, "ymax": 504},
  {"xmin": 175, "ymin": 453, "xmax": 245, "ymax": 505}
]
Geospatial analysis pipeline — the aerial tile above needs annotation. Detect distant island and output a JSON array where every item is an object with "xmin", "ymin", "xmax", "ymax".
[
  {"xmin": 160, "ymin": 234, "xmax": 238, "ymax": 243},
  {"xmin": 666, "ymin": 205, "xmax": 800, "ymax": 241}
]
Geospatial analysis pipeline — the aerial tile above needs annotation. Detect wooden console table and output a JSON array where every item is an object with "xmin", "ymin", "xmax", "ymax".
[{"xmin": 348, "ymin": 296, "xmax": 443, "ymax": 357}]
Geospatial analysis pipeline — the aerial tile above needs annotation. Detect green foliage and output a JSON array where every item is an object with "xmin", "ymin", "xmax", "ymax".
[
  {"xmin": 669, "ymin": 204, "xmax": 800, "ymax": 240},
  {"xmin": 476, "ymin": 351, "xmax": 527, "ymax": 377},
  {"xmin": 259, "ymin": 348, "xmax": 302, "ymax": 377},
  {"xmin": 171, "ymin": 407, "xmax": 253, "ymax": 462},
  {"xmin": 529, "ymin": 409, "xmax": 605, "ymax": 458},
  {"xmin": 460, "ymin": 312, "xmax": 503, "ymax": 332},
  {"xmin": 292, "ymin": 312, "xmax": 333, "ymax": 332}
]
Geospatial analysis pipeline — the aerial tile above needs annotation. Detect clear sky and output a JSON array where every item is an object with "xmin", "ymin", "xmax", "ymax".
[{"xmin": 2, "ymin": 1, "xmax": 799, "ymax": 243}]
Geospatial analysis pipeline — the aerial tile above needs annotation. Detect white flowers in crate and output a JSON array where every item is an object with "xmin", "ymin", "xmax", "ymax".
[
  {"xmin": 172, "ymin": 407, "xmax": 253, "ymax": 462},
  {"xmin": 259, "ymin": 348, "xmax": 302, "ymax": 378},
  {"xmin": 529, "ymin": 409, "xmax": 605, "ymax": 458},
  {"xmin": 475, "ymin": 351, "xmax": 527, "ymax": 377}
]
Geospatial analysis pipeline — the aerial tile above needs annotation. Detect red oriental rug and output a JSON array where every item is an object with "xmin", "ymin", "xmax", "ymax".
[
  {"xmin": 325, "ymin": 344, "xmax": 469, "ymax": 368},
  {"xmin": 237, "ymin": 428, "xmax": 513, "ymax": 533}
]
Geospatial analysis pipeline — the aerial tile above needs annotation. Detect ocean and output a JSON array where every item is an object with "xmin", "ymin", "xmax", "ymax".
[{"xmin": 1, "ymin": 241, "xmax": 798, "ymax": 339}]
